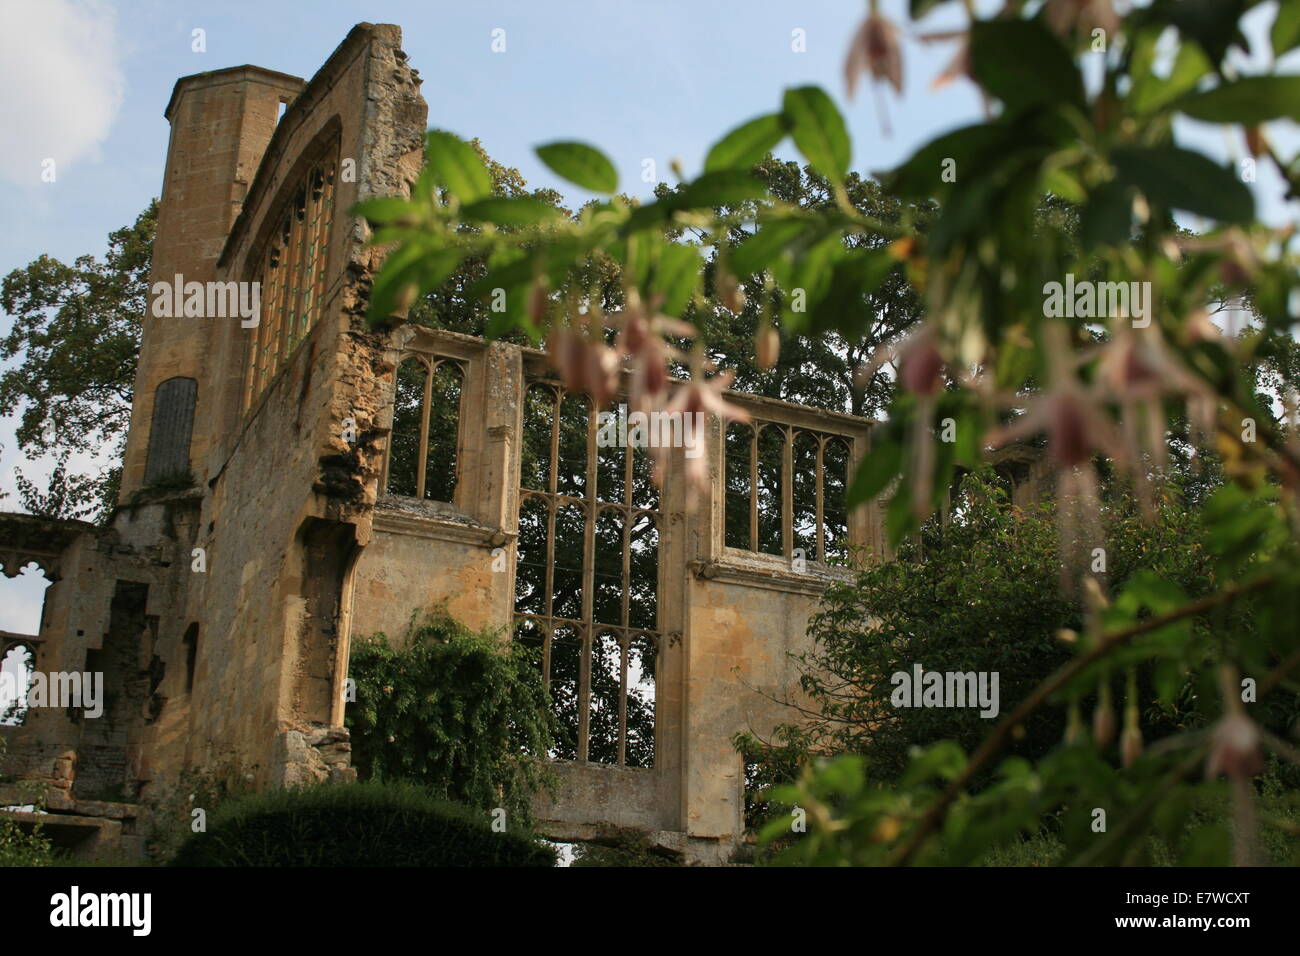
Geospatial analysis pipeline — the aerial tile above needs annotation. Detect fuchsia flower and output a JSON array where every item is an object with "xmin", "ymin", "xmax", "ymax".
[
  {"xmin": 549, "ymin": 302, "xmax": 750, "ymax": 503},
  {"xmin": 547, "ymin": 321, "xmax": 620, "ymax": 410},
  {"xmin": 845, "ymin": 9, "xmax": 904, "ymax": 99},
  {"xmin": 1043, "ymin": 0, "xmax": 1121, "ymax": 39},
  {"xmin": 1206, "ymin": 714, "xmax": 1264, "ymax": 780}
]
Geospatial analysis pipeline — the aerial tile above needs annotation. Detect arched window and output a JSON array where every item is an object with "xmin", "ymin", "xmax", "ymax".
[
  {"xmin": 0, "ymin": 642, "xmax": 34, "ymax": 726},
  {"xmin": 725, "ymin": 421, "xmax": 854, "ymax": 564},
  {"xmin": 144, "ymin": 376, "xmax": 197, "ymax": 484},
  {"xmin": 244, "ymin": 151, "xmax": 338, "ymax": 409},
  {"xmin": 382, "ymin": 355, "xmax": 464, "ymax": 502}
]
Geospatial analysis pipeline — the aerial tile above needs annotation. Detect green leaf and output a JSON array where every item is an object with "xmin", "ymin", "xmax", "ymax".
[
  {"xmin": 783, "ymin": 234, "xmax": 841, "ymax": 329},
  {"xmin": 368, "ymin": 243, "xmax": 462, "ymax": 326},
  {"xmin": 731, "ymin": 219, "xmax": 809, "ymax": 277},
  {"xmin": 910, "ymin": 0, "xmax": 948, "ymax": 16},
  {"xmin": 675, "ymin": 170, "xmax": 768, "ymax": 209},
  {"xmin": 900, "ymin": 740, "xmax": 967, "ymax": 787},
  {"xmin": 1079, "ymin": 181, "xmax": 1133, "ymax": 249},
  {"xmin": 1151, "ymin": 0, "xmax": 1249, "ymax": 65},
  {"xmin": 885, "ymin": 487, "xmax": 918, "ymax": 546},
  {"xmin": 1128, "ymin": 40, "xmax": 1212, "ymax": 114},
  {"xmin": 460, "ymin": 196, "xmax": 560, "ymax": 226},
  {"xmin": 1177, "ymin": 76, "xmax": 1300, "ymax": 124},
  {"xmin": 535, "ymin": 141, "xmax": 619, "ymax": 193},
  {"xmin": 804, "ymin": 250, "xmax": 897, "ymax": 335},
  {"xmin": 424, "ymin": 131, "xmax": 493, "ymax": 203},
  {"xmin": 847, "ymin": 432, "xmax": 902, "ymax": 508},
  {"xmin": 352, "ymin": 197, "xmax": 419, "ymax": 226},
  {"xmin": 1111, "ymin": 145, "xmax": 1254, "ymax": 223},
  {"xmin": 623, "ymin": 171, "xmax": 767, "ymax": 232},
  {"xmin": 704, "ymin": 113, "xmax": 787, "ymax": 173},
  {"xmin": 650, "ymin": 242, "xmax": 702, "ymax": 316},
  {"xmin": 884, "ymin": 123, "xmax": 1009, "ymax": 198},
  {"xmin": 968, "ymin": 19, "xmax": 1084, "ymax": 114},
  {"xmin": 1274, "ymin": 0, "xmax": 1300, "ymax": 56},
  {"xmin": 782, "ymin": 86, "xmax": 851, "ymax": 184}
]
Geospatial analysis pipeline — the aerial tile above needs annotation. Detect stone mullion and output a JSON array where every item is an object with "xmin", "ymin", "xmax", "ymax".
[
  {"xmin": 815, "ymin": 434, "xmax": 825, "ymax": 563},
  {"xmin": 748, "ymin": 426, "xmax": 758, "ymax": 550},
  {"xmin": 276, "ymin": 215, "xmax": 299, "ymax": 375},
  {"xmin": 299, "ymin": 169, "xmax": 322, "ymax": 343},
  {"xmin": 306, "ymin": 163, "xmax": 333, "ymax": 335},
  {"xmin": 577, "ymin": 400, "xmax": 597, "ymax": 763},
  {"xmin": 618, "ymin": 634, "xmax": 629, "ymax": 767},
  {"xmin": 249, "ymin": 257, "xmax": 275, "ymax": 406},
  {"xmin": 415, "ymin": 358, "xmax": 434, "ymax": 498},
  {"xmin": 265, "ymin": 236, "xmax": 290, "ymax": 388},
  {"xmin": 782, "ymin": 425, "xmax": 793, "ymax": 559},
  {"xmin": 621, "ymin": 509, "xmax": 633, "ymax": 632},
  {"xmin": 292, "ymin": 192, "xmax": 311, "ymax": 349},
  {"xmin": 543, "ymin": 389, "xmax": 559, "ymax": 621}
]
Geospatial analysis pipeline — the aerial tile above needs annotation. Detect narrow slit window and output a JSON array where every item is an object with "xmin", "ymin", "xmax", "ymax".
[{"xmin": 144, "ymin": 376, "xmax": 197, "ymax": 485}]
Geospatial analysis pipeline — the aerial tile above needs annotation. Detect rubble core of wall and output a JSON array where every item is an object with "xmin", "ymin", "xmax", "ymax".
[{"xmin": 0, "ymin": 493, "xmax": 202, "ymax": 800}]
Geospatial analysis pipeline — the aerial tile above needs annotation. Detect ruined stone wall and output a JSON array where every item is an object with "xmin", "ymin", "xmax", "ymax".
[
  {"xmin": 0, "ymin": 496, "xmax": 202, "ymax": 804},
  {"xmin": 346, "ymin": 329, "xmax": 873, "ymax": 859},
  {"xmin": 350, "ymin": 329, "xmax": 519, "ymax": 644},
  {"xmin": 165, "ymin": 23, "xmax": 427, "ymax": 787}
]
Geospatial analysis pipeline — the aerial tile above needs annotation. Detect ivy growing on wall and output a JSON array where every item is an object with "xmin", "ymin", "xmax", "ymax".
[{"xmin": 346, "ymin": 607, "xmax": 555, "ymax": 827}]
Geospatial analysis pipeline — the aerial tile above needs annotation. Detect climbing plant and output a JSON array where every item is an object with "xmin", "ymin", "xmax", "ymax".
[{"xmin": 346, "ymin": 608, "xmax": 555, "ymax": 827}]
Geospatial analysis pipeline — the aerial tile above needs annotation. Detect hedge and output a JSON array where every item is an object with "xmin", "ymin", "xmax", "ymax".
[{"xmin": 170, "ymin": 781, "xmax": 555, "ymax": 867}]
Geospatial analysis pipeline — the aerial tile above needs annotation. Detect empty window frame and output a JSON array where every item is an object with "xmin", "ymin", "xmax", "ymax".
[
  {"xmin": 725, "ymin": 421, "xmax": 851, "ymax": 563},
  {"xmin": 382, "ymin": 355, "xmax": 464, "ymax": 503},
  {"xmin": 244, "ymin": 152, "xmax": 338, "ymax": 409},
  {"xmin": 513, "ymin": 382, "xmax": 659, "ymax": 768},
  {"xmin": 0, "ymin": 641, "xmax": 34, "ymax": 726}
]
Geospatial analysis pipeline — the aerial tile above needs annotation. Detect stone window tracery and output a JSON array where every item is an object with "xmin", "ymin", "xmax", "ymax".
[
  {"xmin": 725, "ymin": 421, "xmax": 851, "ymax": 564},
  {"xmin": 0, "ymin": 641, "xmax": 34, "ymax": 726},
  {"xmin": 382, "ymin": 354, "xmax": 464, "ymax": 503},
  {"xmin": 243, "ymin": 152, "xmax": 338, "ymax": 409},
  {"xmin": 513, "ymin": 383, "xmax": 659, "ymax": 769}
]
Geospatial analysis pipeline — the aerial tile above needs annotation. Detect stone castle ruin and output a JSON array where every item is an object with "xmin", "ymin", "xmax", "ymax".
[{"xmin": 0, "ymin": 24, "xmax": 1045, "ymax": 862}]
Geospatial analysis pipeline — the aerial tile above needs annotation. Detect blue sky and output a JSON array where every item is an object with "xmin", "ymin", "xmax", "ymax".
[{"xmin": 0, "ymin": 0, "xmax": 1295, "ymax": 633}]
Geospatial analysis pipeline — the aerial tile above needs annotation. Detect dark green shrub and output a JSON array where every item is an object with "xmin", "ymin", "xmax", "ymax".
[
  {"xmin": 346, "ymin": 607, "xmax": 554, "ymax": 825},
  {"xmin": 169, "ymin": 781, "xmax": 556, "ymax": 867}
]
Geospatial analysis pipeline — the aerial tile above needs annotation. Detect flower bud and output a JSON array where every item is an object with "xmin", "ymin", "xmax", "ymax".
[
  {"xmin": 1120, "ymin": 724, "xmax": 1143, "ymax": 767},
  {"xmin": 527, "ymin": 279, "xmax": 549, "ymax": 324},
  {"xmin": 1064, "ymin": 699, "xmax": 1084, "ymax": 746},
  {"xmin": 756, "ymin": 321, "xmax": 780, "ymax": 371},
  {"xmin": 1206, "ymin": 714, "xmax": 1264, "ymax": 780},
  {"xmin": 901, "ymin": 341, "xmax": 942, "ymax": 396},
  {"xmin": 1244, "ymin": 125, "xmax": 1267, "ymax": 158},
  {"xmin": 1049, "ymin": 392, "xmax": 1091, "ymax": 467},
  {"xmin": 1092, "ymin": 680, "xmax": 1116, "ymax": 747}
]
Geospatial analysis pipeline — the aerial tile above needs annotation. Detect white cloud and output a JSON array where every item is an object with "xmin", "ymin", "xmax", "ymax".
[{"xmin": 0, "ymin": 0, "xmax": 124, "ymax": 186}]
